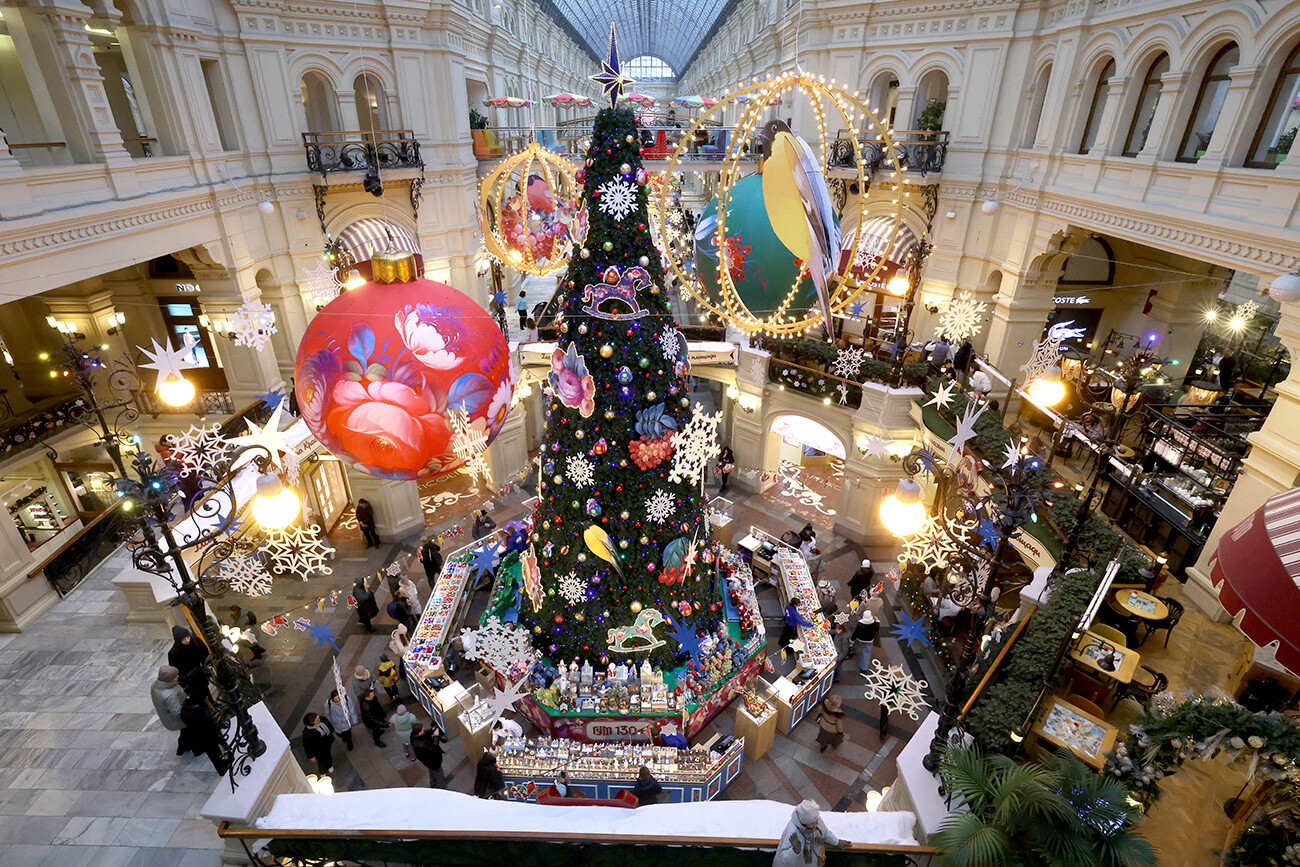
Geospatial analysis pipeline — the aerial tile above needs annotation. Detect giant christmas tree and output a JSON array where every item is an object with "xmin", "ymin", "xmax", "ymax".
[{"xmin": 519, "ymin": 91, "xmax": 721, "ymax": 668}]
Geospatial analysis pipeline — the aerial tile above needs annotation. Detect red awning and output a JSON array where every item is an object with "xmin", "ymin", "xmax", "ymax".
[{"xmin": 1210, "ymin": 486, "xmax": 1300, "ymax": 673}]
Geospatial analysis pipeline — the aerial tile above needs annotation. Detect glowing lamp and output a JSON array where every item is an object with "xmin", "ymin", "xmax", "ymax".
[
  {"xmin": 1269, "ymin": 272, "xmax": 1300, "ymax": 303},
  {"xmin": 344, "ymin": 269, "xmax": 365, "ymax": 290},
  {"xmin": 886, "ymin": 273, "xmax": 909, "ymax": 297},
  {"xmin": 156, "ymin": 373, "xmax": 195, "ymax": 407},
  {"xmin": 880, "ymin": 478, "xmax": 926, "ymax": 537},
  {"xmin": 1186, "ymin": 381, "xmax": 1220, "ymax": 406},
  {"xmin": 1009, "ymin": 725, "xmax": 1026, "ymax": 743},
  {"xmin": 251, "ymin": 472, "xmax": 300, "ymax": 530},
  {"xmin": 1026, "ymin": 366, "xmax": 1065, "ymax": 408}
]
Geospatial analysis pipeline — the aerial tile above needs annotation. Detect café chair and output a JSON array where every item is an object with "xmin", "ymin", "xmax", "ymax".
[
  {"xmin": 1090, "ymin": 624, "xmax": 1128, "ymax": 648},
  {"xmin": 1066, "ymin": 694, "xmax": 1106, "ymax": 719},
  {"xmin": 1111, "ymin": 666, "xmax": 1168, "ymax": 711},
  {"xmin": 1065, "ymin": 670, "xmax": 1112, "ymax": 708},
  {"xmin": 1140, "ymin": 598, "xmax": 1184, "ymax": 648}
]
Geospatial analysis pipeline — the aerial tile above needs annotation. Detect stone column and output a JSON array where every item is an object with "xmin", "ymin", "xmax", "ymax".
[
  {"xmin": 1138, "ymin": 71, "xmax": 1189, "ymax": 161},
  {"xmin": 1084, "ymin": 75, "xmax": 1129, "ymax": 156},
  {"xmin": 730, "ymin": 346, "xmax": 770, "ymax": 494},
  {"xmin": 344, "ymin": 469, "xmax": 425, "ymax": 542},
  {"xmin": 1186, "ymin": 293, "xmax": 1300, "ymax": 618},
  {"xmin": 982, "ymin": 271, "xmax": 1058, "ymax": 383},
  {"xmin": 487, "ymin": 406, "xmax": 529, "ymax": 493},
  {"xmin": 0, "ymin": 497, "xmax": 50, "ymax": 632}
]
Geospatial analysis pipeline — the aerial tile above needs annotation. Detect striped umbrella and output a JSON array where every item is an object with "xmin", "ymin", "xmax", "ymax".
[
  {"xmin": 543, "ymin": 93, "xmax": 594, "ymax": 107},
  {"xmin": 484, "ymin": 97, "xmax": 533, "ymax": 108},
  {"xmin": 618, "ymin": 92, "xmax": 656, "ymax": 107},
  {"xmin": 1210, "ymin": 486, "xmax": 1300, "ymax": 672},
  {"xmin": 672, "ymin": 95, "xmax": 718, "ymax": 108}
]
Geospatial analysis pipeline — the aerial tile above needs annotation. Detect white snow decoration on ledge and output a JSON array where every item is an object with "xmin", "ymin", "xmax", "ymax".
[{"xmin": 257, "ymin": 789, "xmax": 919, "ymax": 846}]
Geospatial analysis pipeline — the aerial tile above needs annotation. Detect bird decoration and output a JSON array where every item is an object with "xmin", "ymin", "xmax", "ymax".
[
  {"xmin": 759, "ymin": 120, "xmax": 842, "ymax": 336},
  {"xmin": 583, "ymin": 525, "xmax": 624, "ymax": 578}
]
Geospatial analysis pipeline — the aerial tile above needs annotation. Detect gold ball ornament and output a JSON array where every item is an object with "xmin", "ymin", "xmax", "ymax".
[
  {"xmin": 479, "ymin": 141, "xmax": 582, "ymax": 276},
  {"xmin": 630, "ymin": 601, "xmax": 642, "ymax": 613},
  {"xmin": 619, "ymin": 539, "xmax": 628, "ymax": 549},
  {"xmin": 600, "ymin": 344, "xmax": 613, "ymax": 358}
]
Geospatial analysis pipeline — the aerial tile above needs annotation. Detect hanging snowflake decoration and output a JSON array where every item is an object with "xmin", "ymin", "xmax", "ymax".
[
  {"xmin": 565, "ymin": 453, "xmax": 595, "ymax": 488},
  {"xmin": 263, "ymin": 523, "xmax": 334, "ymax": 579},
  {"xmin": 166, "ymin": 423, "xmax": 234, "ymax": 478},
  {"xmin": 862, "ymin": 658, "xmax": 931, "ymax": 720},
  {"xmin": 300, "ymin": 261, "xmax": 343, "ymax": 308},
  {"xmin": 898, "ymin": 515, "xmax": 968, "ymax": 572},
  {"xmin": 831, "ymin": 346, "xmax": 867, "ymax": 380},
  {"xmin": 668, "ymin": 403, "xmax": 723, "ymax": 486},
  {"xmin": 934, "ymin": 290, "xmax": 989, "ymax": 343},
  {"xmin": 1020, "ymin": 336, "xmax": 1062, "ymax": 384},
  {"xmin": 283, "ymin": 449, "xmax": 302, "ymax": 488},
  {"xmin": 645, "ymin": 489, "xmax": 676, "ymax": 525},
  {"xmin": 461, "ymin": 616, "xmax": 537, "ymax": 675},
  {"xmin": 595, "ymin": 179, "xmax": 638, "ymax": 222},
  {"xmin": 449, "ymin": 410, "xmax": 494, "ymax": 489},
  {"xmin": 660, "ymin": 326, "xmax": 682, "ymax": 362},
  {"xmin": 1235, "ymin": 300, "xmax": 1260, "ymax": 323},
  {"xmin": 227, "ymin": 298, "xmax": 279, "ymax": 351},
  {"xmin": 557, "ymin": 572, "xmax": 587, "ymax": 606},
  {"xmin": 218, "ymin": 555, "xmax": 272, "ymax": 597}
]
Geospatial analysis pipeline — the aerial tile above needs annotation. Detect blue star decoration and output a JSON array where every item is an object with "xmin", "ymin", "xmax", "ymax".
[
  {"xmin": 493, "ymin": 291, "xmax": 507, "ymax": 306},
  {"xmin": 665, "ymin": 614, "xmax": 705, "ymax": 665},
  {"xmin": 891, "ymin": 609, "xmax": 932, "ymax": 649},
  {"xmin": 305, "ymin": 619, "xmax": 340, "ymax": 652},
  {"xmin": 256, "ymin": 388, "xmax": 284, "ymax": 411},
  {"xmin": 849, "ymin": 298, "xmax": 867, "ymax": 320},
  {"xmin": 977, "ymin": 515, "xmax": 1001, "ymax": 550},
  {"xmin": 589, "ymin": 23, "xmax": 635, "ymax": 109},
  {"xmin": 470, "ymin": 544, "xmax": 500, "ymax": 580}
]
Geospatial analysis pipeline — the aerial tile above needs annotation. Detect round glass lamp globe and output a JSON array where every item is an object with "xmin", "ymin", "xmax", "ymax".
[
  {"xmin": 157, "ymin": 375, "xmax": 196, "ymax": 407},
  {"xmin": 886, "ymin": 274, "xmax": 909, "ymax": 297},
  {"xmin": 1026, "ymin": 368, "xmax": 1065, "ymax": 408},
  {"xmin": 880, "ymin": 479, "xmax": 926, "ymax": 537},
  {"xmin": 252, "ymin": 486, "xmax": 300, "ymax": 531}
]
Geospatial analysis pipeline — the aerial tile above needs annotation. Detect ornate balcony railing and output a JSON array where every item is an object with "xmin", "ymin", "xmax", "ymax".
[
  {"xmin": 830, "ymin": 129, "xmax": 949, "ymax": 176},
  {"xmin": 136, "ymin": 389, "xmax": 236, "ymax": 418},
  {"xmin": 303, "ymin": 130, "xmax": 424, "ymax": 174},
  {"xmin": 28, "ymin": 501, "xmax": 132, "ymax": 597}
]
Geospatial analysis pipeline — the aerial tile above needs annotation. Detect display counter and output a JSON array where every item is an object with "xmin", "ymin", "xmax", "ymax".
[
  {"xmin": 496, "ymin": 735, "xmax": 746, "ymax": 803},
  {"xmin": 1100, "ymin": 468, "xmax": 1207, "ymax": 578},
  {"xmin": 708, "ymin": 496, "xmax": 736, "ymax": 547},
  {"xmin": 403, "ymin": 548, "xmax": 482, "ymax": 730},
  {"xmin": 734, "ymin": 691, "xmax": 776, "ymax": 760}
]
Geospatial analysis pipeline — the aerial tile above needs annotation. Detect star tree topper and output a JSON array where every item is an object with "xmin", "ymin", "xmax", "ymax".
[{"xmin": 589, "ymin": 23, "xmax": 635, "ymax": 109}]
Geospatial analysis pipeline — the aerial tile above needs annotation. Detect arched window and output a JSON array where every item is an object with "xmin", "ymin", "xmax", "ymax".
[
  {"xmin": 1177, "ymin": 44, "xmax": 1240, "ymax": 162},
  {"xmin": 915, "ymin": 69, "xmax": 949, "ymax": 128},
  {"xmin": 1078, "ymin": 58, "xmax": 1115, "ymax": 154},
  {"xmin": 354, "ymin": 73, "xmax": 388, "ymax": 136},
  {"xmin": 1246, "ymin": 43, "xmax": 1300, "ymax": 168},
  {"xmin": 1023, "ymin": 63, "xmax": 1053, "ymax": 147},
  {"xmin": 868, "ymin": 71, "xmax": 899, "ymax": 127},
  {"xmin": 1123, "ymin": 52, "xmax": 1169, "ymax": 156},
  {"xmin": 300, "ymin": 72, "xmax": 338, "ymax": 132}
]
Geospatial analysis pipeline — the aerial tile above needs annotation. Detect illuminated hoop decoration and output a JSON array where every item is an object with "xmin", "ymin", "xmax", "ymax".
[
  {"xmin": 654, "ymin": 73, "xmax": 907, "ymax": 337},
  {"xmin": 479, "ymin": 141, "xmax": 584, "ymax": 276}
]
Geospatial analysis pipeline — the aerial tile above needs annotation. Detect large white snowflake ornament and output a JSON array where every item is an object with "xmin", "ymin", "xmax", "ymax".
[
  {"xmin": 263, "ymin": 523, "xmax": 334, "ymax": 579},
  {"xmin": 461, "ymin": 616, "xmax": 536, "ymax": 675},
  {"xmin": 565, "ymin": 453, "xmax": 595, "ymax": 488},
  {"xmin": 595, "ymin": 179, "xmax": 638, "ymax": 222},
  {"xmin": 645, "ymin": 489, "xmax": 675, "ymax": 524},
  {"xmin": 301, "ymin": 261, "xmax": 344, "ymax": 308},
  {"xmin": 862, "ymin": 658, "xmax": 931, "ymax": 720},
  {"xmin": 668, "ymin": 403, "xmax": 723, "ymax": 486},
  {"xmin": 934, "ymin": 291, "xmax": 989, "ymax": 343},
  {"xmin": 898, "ymin": 515, "xmax": 967, "ymax": 572},
  {"xmin": 660, "ymin": 326, "xmax": 682, "ymax": 361},
  {"xmin": 227, "ymin": 299, "xmax": 279, "ymax": 351},
  {"xmin": 166, "ymin": 423, "xmax": 234, "ymax": 478},
  {"xmin": 557, "ymin": 572, "xmax": 587, "ymax": 606},
  {"xmin": 831, "ymin": 346, "xmax": 867, "ymax": 380},
  {"xmin": 1020, "ymin": 336, "xmax": 1063, "ymax": 384},
  {"xmin": 218, "ymin": 555, "xmax": 272, "ymax": 597},
  {"xmin": 449, "ymin": 410, "xmax": 494, "ymax": 489}
]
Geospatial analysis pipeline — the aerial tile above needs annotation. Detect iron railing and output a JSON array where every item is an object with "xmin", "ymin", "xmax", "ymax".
[
  {"xmin": 303, "ymin": 130, "xmax": 423, "ymax": 174},
  {"xmin": 136, "ymin": 389, "xmax": 236, "ymax": 418},
  {"xmin": 830, "ymin": 129, "xmax": 949, "ymax": 175},
  {"xmin": 28, "ymin": 501, "xmax": 132, "ymax": 597}
]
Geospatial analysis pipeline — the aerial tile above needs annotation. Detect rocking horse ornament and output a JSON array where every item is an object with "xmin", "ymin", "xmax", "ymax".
[
  {"xmin": 582, "ymin": 266, "xmax": 652, "ymax": 320},
  {"xmin": 607, "ymin": 607, "xmax": 668, "ymax": 653}
]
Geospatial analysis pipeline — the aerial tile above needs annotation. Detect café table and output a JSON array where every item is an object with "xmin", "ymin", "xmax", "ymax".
[
  {"xmin": 1113, "ymin": 589, "xmax": 1169, "ymax": 621},
  {"xmin": 1031, "ymin": 695, "xmax": 1118, "ymax": 770},
  {"xmin": 1069, "ymin": 630, "xmax": 1141, "ymax": 684}
]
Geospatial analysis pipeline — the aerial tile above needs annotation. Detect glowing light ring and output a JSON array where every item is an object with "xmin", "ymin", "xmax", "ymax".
[
  {"xmin": 654, "ymin": 74, "xmax": 907, "ymax": 337},
  {"xmin": 479, "ymin": 141, "xmax": 582, "ymax": 277}
]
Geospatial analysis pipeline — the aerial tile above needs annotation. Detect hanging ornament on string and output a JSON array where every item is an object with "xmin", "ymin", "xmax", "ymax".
[{"xmin": 479, "ymin": 141, "xmax": 584, "ymax": 276}]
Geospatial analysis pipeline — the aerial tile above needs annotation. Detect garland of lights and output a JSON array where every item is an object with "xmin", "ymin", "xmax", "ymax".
[
  {"xmin": 653, "ymin": 73, "xmax": 908, "ymax": 337},
  {"xmin": 479, "ymin": 141, "xmax": 583, "ymax": 276}
]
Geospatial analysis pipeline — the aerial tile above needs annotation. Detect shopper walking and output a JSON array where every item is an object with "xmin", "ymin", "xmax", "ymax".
[
  {"xmin": 301, "ymin": 713, "xmax": 336, "ymax": 775},
  {"xmin": 387, "ymin": 592, "xmax": 417, "ymax": 633},
  {"xmin": 376, "ymin": 654, "xmax": 400, "ymax": 703},
  {"xmin": 515, "ymin": 291, "xmax": 528, "ymax": 329},
  {"xmin": 358, "ymin": 688, "xmax": 389, "ymax": 747},
  {"xmin": 848, "ymin": 559, "xmax": 875, "ymax": 600},
  {"xmin": 324, "ymin": 689, "xmax": 358, "ymax": 751},
  {"xmin": 472, "ymin": 509, "xmax": 496, "ymax": 540},
  {"xmin": 815, "ymin": 694, "xmax": 847, "ymax": 752},
  {"xmin": 353, "ymin": 578, "xmax": 379, "ymax": 633},
  {"xmin": 411, "ymin": 722, "xmax": 448, "ymax": 787},
  {"xmin": 774, "ymin": 800, "xmax": 843, "ymax": 867},
  {"xmin": 150, "ymin": 666, "xmax": 187, "ymax": 755},
  {"xmin": 419, "ymin": 538, "xmax": 443, "ymax": 586},
  {"xmin": 168, "ymin": 626, "xmax": 209, "ymax": 700},
  {"xmin": 352, "ymin": 665, "xmax": 378, "ymax": 704},
  {"xmin": 952, "ymin": 340, "xmax": 973, "ymax": 385},
  {"xmin": 390, "ymin": 704, "xmax": 418, "ymax": 761},
  {"xmin": 398, "ymin": 574, "xmax": 422, "ymax": 614},
  {"xmin": 631, "ymin": 765, "xmax": 663, "ymax": 806},
  {"xmin": 853, "ymin": 609, "xmax": 879, "ymax": 675},
  {"xmin": 355, "ymin": 498, "xmax": 381, "ymax": 548},
  {"xmin": 474, "ymin": 751, "xmax": 505, "ymax": 799},
  {"xmin": 831, "ymin": 622, "xmax": 853, "ymax": 684},
  {"xmin": 716, "ymin": 445, "xmax": 735, "ymax": 494},
  {"xmin": 179, "ymin": 694, "xmax": 228, "ymax": 773}
]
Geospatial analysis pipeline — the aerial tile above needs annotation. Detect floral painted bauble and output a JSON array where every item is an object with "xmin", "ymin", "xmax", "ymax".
[{"xmin": 294, "ymin": 252, "xmax": 513, "ymax": 480}]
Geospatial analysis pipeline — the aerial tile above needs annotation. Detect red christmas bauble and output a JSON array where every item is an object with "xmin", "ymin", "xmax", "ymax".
[{"xmin": 294, "ymin": 255, "xmax": 513, "ymax": 480}]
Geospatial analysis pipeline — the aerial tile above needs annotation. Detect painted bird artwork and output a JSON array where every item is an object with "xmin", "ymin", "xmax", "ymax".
[
  {"xmin": 758, "ymin": 119, "xmax": 842, "ymax": 336},
  {"xmin": 583, "ymin": 524, "xmax": 625, "ymax": 578}
]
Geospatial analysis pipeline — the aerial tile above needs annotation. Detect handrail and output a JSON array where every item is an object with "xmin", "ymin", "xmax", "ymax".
[
  {"xmin": 25, "ymin": 500, "xmax": 125, "ymax": 580},
  {"xmin": 301, "ymin": 129, "xmax": 418, "ymax": 141},
  {"xmin": 958, "ymin": 604, "xmax": 1036, "ymax": 718},
  {"xmin": 7, "ymin": 141, "xmax": 68, "ymax": 149}
]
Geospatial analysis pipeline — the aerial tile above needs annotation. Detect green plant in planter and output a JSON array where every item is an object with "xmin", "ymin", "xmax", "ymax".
[
  {"xmin": 918, "ymin": 99, "xmax": 947, "ymax": 141},
  {"xmin": 469, "ymin": 108, "xmax": 488, "ymax": 130}
]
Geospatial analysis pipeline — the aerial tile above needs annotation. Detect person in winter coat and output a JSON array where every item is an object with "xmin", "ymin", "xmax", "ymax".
[
  {"xmin": 630, "ymin": 765, "xmax": 663, "ymax": 806},
  {"xmin": 419, "ymin": 538, "xmax": 443, "ymax": 586},
  {"xmin": 301, "ymin": 713, "xmax": 335, "ymax": 775},
  {"xmin": 398, "ymin": 574, "xmax": 422, "ymax": 614},
  {"xmin": 352, "ymin": 666, "xmax": 378, "ymax": 704},
  {"xmin": 179, "ymin": 694, "xmax": 227, "ymax": 773},
  {"xmin": 411, "ymin": 722, "xmax": 448, "ymax": 787},
  {"xmin": 324, "ymin": 689, "xmax": 358, "ymax": 751},
  {"xmin": 848, "ymin": 559, "xmax": 875, "ymax": 600},
  {"xmin": 853, "ymin": 609, "xmax": 879, "ymax": 675},
  {"xmin": 474, "ymin": 751, "xmax": 505, "ymax": 799},
  {"xmin": 388, "ymin": 624, "xmax": 410, "ymax": 675},
  {"xmin": 376, "ymin": 654, "xmax": 400, "ymax": 703},
  {"xmin": 389, "ymin": 704, "xmax": 418, "ymax": 761},
  {"xmin": 780, "ymin": 598, "xmax": 815, "ymax": 649},
  {"xmin": 358, "ymin": 688, "xmax": 388, "ymax": 747},
  {"xmin": 150, "ymin": 666, "xmax": 187, "ymax": 754},
  {"xmin": 773, "ymin": 800, "xmax": 844, "ymax": 867},
  {"xmin": 353, "ymin": 578, "xmax": 379, "ymax": 633},
  {"xmin": 472, "ymin": 509, "xmax": 496, "ymax": 540},
  {"xmin": 815, "ymin": 694, "xmax": 847, "ymax": 752},
  {"xmin": 226, "ymin": 605, "xmax": 267, "ymax": 661},
  {"xmin": 831, "ymin": 623, "xmax": 853, "ymax": 684},
  {"xmin": 930, "ymin": 336, "xmax": 951, "ymax": 370},
  {"xmin": 387, "ymin": 592, "xmax": 417, "ymax": 633},
  {"xmin": 716, "ymin": 445, "xmax": 735, "ymax": 494},
  {"xmin": 168, "ymin": 626, "xmax": 209, "ymax": 699},
  {"xmin": 952, "ymin": 340, "xmax": 973, "ymax": 385},
  {"xmin": 355, "ymin": 498, "xmax": 380, "ymax": 548}
]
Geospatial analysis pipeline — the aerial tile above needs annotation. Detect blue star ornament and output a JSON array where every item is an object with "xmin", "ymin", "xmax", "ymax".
[
  {"xmin": 256, "ymin": 388, "xmax": 284, "ymax": 411},
  {"xmin": 977, "ymin": 515, "xmax": 1001, "ymax": 550},
  {"xmin": 589, "ymin": 23, "xmax": 635, "ymax": 108},
  {"xmin": 849, "ymin": 298, "xmax": 867, "ymax": 320},
  {"xmin": 470, "ymin": 544, "xmax": 500, "ymax": 580},
  {"xmin": 493, "ymin": 291, "xmax": 507, "ymax": 306},
  {"xmin": 891, "ymin": 609, "xmax": 932, "ymax": 649},
  {"xmin": 665, "ymin": 614, "xmax": 705, "ymax": 664},
  {"xmin": 305, "ymin": 619, "xmax": 340, "ymax": 652}
]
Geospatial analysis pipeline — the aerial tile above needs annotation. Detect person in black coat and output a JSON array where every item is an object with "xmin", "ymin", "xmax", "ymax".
[
  {"xmin": 952, "ymin": 341, "xmax": 974, "ymax": 385},
  {"xmin": 411, "ymin": 722, "xmax": 448, "ymax": 788},
  {"xmin": 631, "ymin": 765, "xmax": 663, "ymax": 806},
  {"xmin": 358, "ymin": 688, "xmax": 388, "ymax": 747},
  {"xmin": 168, "ymin": 626, "xmax": 209, "ymax": 700},
  {"xmin": 848, "ymin": 559, "xmax": 875, "ymax": 600},
  {"xmin": 356, "ymin": 498, "xmax": 380, "ymax": 548},
  {"xmin": 1219, "ymin": 349, "xmax": 1237, "ymax": 391},
  {"xmin": 353, "ymin": 578, "xmax": 379, "ymax": 633},
  {"xmin": 472, "ymin": 509, "xmax": 496, "ymax": 540},
  {"xmin": 301, "ymin": 713, "xmax": 335, "ymax": 775},
  {"xmin": 419, "ymin": 538, "xmax": 443, "ymax": 586},
  {"xmin": 179, "ymin": 694, "xmax": 227, "ymax": 773},
  {"xmin": 474, "ymin": 751, "xmax": 505, "ymax": 799},
  {"xmin": 387, "ymin": 592, "xmax": 417, "ymax": 633}
]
